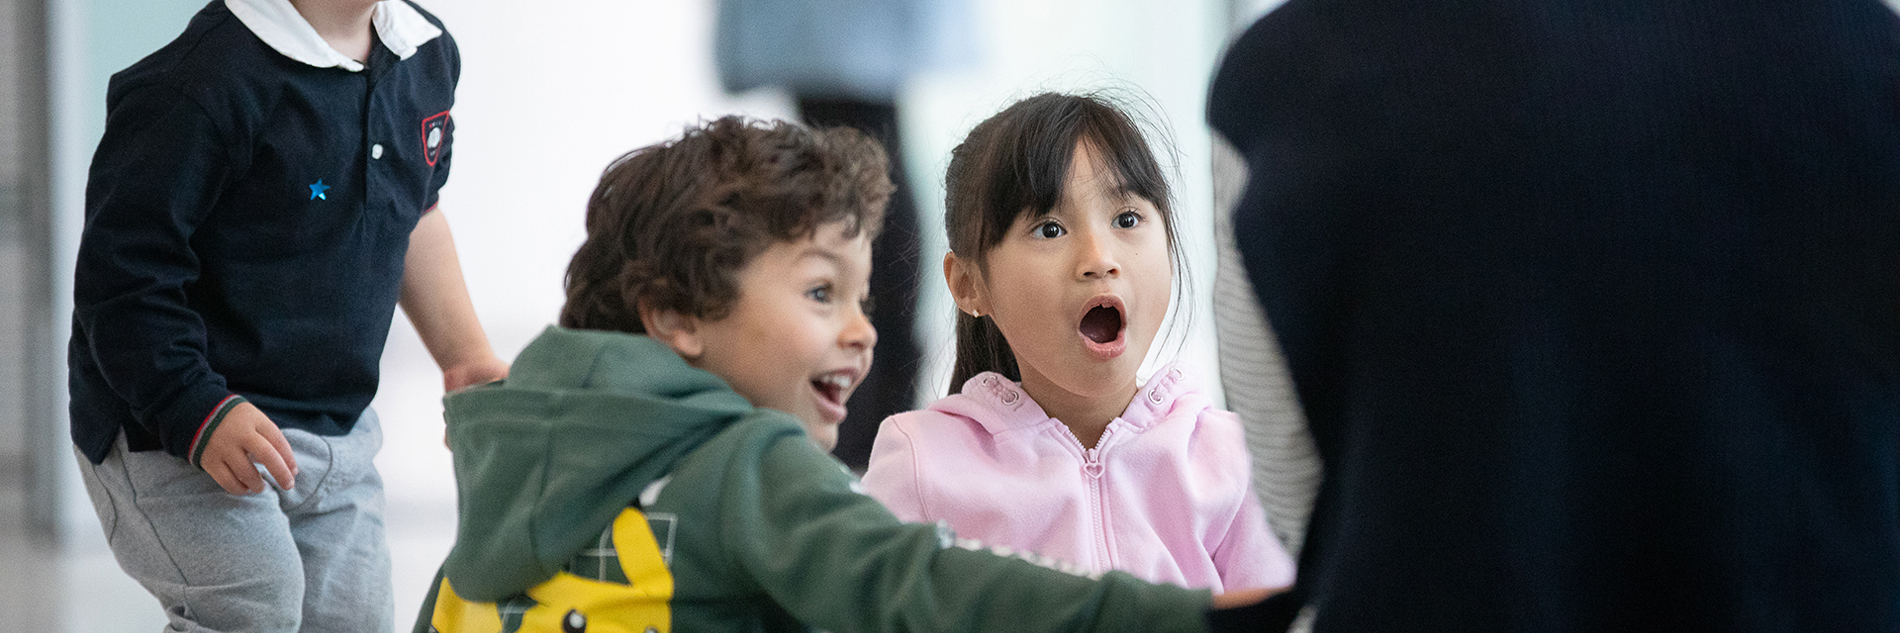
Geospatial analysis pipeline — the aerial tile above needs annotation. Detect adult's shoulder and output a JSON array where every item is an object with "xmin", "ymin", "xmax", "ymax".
[
  {"xmin": 1208, "ymin": 0, "xmax": 1414, "ymax": 150},
  {"xmin": 1209, "ymin": 1, "xmax": 1341, "ymax": 139}
]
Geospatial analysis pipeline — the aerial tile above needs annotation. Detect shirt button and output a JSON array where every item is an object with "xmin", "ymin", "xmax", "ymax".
[
  {"xmin": 1000, "ymin": 390, "xmax": 1019, "ymax": 405},
  {"xmin": 371, "ymin": 143, "xmax": 384, "ymax": 159}
]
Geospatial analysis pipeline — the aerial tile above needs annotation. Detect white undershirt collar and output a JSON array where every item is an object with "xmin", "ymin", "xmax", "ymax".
[{"xmin": 225, "ymin": 0, "xmax": 442, "ymax": 72}]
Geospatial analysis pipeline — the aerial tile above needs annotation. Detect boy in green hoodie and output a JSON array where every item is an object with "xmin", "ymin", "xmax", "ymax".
[{"xmin": 415, "ymin": 116, "xmax": 1261, "ymax": 633}]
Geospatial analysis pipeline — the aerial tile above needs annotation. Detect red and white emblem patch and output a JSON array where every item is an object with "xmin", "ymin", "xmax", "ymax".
[{"xmin": 420, "ymin": 111, "xmax": 451, "ymax": 167}]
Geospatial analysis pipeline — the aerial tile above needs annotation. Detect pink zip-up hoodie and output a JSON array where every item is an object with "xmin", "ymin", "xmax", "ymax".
[{"xmin": 863, "ymin": 363, "xmax": 1296, "ymax": 592}]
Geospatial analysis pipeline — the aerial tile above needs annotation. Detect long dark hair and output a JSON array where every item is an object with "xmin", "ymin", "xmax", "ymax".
[{"xmin": 943, "ymin": 92, "xmax": 1184, "ymax": 393}]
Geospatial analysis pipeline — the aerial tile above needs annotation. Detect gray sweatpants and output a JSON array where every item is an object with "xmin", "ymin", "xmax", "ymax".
[{"xmin": 75, "ymin": 409, "xmax": 393, "ymax": 633}]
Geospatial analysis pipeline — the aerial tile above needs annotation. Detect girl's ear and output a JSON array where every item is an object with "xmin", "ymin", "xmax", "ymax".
[
  {"xmin": 638, "ymin": 300, "xmax": 705, "ymax": 359},
  {"xmin": 944, "ymin": 251, "xmax": 990, "ymax": 318}
]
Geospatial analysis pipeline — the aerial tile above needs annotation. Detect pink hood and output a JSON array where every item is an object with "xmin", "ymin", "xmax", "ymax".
[{"xmin": 863, "ymin": 363, "xmax": 1295, "ymax": 592}]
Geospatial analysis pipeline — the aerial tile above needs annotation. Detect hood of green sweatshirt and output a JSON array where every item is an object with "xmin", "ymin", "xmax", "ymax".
[{"xmin": 439, "ymin": 325, "xmax": 755, "ymax": 601}]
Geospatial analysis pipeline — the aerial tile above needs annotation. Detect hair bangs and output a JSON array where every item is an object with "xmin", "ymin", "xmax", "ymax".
[{"xmin": 941, "ymin": 91, "xmax": 1188, "ymax": 393}]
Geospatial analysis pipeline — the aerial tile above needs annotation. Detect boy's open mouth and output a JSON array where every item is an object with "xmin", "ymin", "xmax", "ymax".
[
  {"xmin": 811, "ymin": 371, "xmax": 854, "ymax": 414},
  {"xmin": 1077, "ymin": 296, "xmax": 1128, "ymax": 359}
]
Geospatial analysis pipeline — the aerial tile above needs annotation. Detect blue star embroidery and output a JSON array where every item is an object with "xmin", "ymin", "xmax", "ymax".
[{"xmin": 308, "ymin": 179, "xmax": 330, "ymax": 200}]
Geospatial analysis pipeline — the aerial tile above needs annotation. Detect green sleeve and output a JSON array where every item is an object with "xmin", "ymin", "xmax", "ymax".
[
  {"xmin": 412, "ymin": 567, "xmax": 444, "ymax": 633},
  {"xmin": 721, "ymin": 432, "xmax": 1212, "ymax": 633}
]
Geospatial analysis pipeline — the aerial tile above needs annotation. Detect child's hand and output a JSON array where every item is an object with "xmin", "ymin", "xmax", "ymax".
[
  {"xmin": 201, "ymin": 402, "xmax": 299, "ymax": 495},
  {"xmin": 1206, "ymin": 586, "xmax": 1286, "ymax": 632},
  {"xmin": 1210, "ymin": 587, "xmax": 1277, "ymax": 609},
  {"xmin": 443, "ymin": 355, "xmax": 509, "ymax": 393}
]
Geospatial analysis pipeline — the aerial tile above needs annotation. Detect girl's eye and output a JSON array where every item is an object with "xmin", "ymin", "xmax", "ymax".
[
  {"xmin": 807, "ymin": 284, "xmax": 832, "ymax": 303},
  {"xmin": 1034, "ymin": 220, "xmax": 1066, "ymax": 239},
  {"xmin": 1114, "ymin": 210, "xmax": 1142, "ymax": 229}
]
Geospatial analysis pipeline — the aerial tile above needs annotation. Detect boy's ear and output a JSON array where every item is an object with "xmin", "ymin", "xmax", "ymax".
[
  {"xmin": 638, "ymin": 300, "xmax": 705, "ymax": 359},
  {"xmin": 943, "ymin": 252, "xmax": 990, "ymax": 318}
]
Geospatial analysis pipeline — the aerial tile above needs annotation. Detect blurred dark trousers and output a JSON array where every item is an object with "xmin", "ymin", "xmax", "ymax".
[{"xmin": 798, "ymin": 96, "xmax": 923, "ymax": 471}]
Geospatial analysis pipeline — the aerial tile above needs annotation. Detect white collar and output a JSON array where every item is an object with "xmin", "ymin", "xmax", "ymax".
[{"xmin": 225, "ymin": 0, "xmax": 442, "ymax": 72}]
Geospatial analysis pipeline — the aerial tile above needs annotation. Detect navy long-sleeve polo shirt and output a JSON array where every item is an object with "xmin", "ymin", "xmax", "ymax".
[{"xmin": 69, "ymin": 0, "xmax": 459, "ymax": 464}]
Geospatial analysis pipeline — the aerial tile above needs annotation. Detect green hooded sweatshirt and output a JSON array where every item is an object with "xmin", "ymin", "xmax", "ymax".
[{"xmin": 415, "ymin": 326, "xmax": 1212, "ymax": 633}]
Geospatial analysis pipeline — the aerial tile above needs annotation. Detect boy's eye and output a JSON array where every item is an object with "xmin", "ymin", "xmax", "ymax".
[
  {"xmin": 1033, "ymin": 220, "xmax": 1066, "ymax": 239},
  {"xmin": 807, "ymin": 284, "xmax": 832, "ymax": 303},
  {"xmin": 1114, "ymin": 210, "xmax": 1142, "ymax": 229}
]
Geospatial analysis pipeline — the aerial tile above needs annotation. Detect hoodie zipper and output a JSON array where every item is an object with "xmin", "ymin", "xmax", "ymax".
[{"xmin": 1069, "ymin": 424, "xmax": 1116, "ymax": 573}]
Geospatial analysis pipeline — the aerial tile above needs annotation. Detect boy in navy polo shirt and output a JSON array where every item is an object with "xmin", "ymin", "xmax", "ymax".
[{"xmin": 67, "ymin": 0, "xmax": 506, "ymax": 631}]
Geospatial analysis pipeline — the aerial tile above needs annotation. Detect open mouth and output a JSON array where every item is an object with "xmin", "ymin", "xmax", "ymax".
[
  {"xmin": 1077, "ymin": 296, "xmax": 1128, "ymax": 359},
  {"xmin": 811, "ymin": 372, "xmax": 852, "ymax": 407},
  {"xmin": 1081, "ymin": 305, "xmax": 1123, "ymax": 344}
]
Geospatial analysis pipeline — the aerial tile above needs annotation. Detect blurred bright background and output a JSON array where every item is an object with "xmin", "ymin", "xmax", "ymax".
[{"xmin": 2, "ymin": 0, "xmax": 1285, "ymax": 629}]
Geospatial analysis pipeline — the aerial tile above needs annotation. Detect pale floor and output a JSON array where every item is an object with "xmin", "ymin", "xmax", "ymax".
[{"xmin": 0, "ymin": 480, "xmax": 460, "ymax": 633}]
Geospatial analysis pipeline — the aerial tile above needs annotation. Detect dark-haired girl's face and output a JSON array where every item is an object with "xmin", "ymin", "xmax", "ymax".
[{"xmin": 947, "ymin": 141, "xmax": 1172, "ymax": 422}]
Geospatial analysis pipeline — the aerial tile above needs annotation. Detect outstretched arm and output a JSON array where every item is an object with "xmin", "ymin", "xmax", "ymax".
[
  {"xmin": 732, "ymin": 430, "xmax": 1213, "ymax": 633},
  {"xmin": 399, "ymin": 208, "xmax": 508, "ymax": 392}
]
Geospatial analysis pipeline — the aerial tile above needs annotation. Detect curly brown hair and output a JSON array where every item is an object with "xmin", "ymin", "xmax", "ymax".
[{"xmin": 560, "ymin": 116, "xmax": 893, "ymax": 333}]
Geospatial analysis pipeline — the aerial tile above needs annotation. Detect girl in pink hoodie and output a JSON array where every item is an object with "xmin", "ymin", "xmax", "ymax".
[{"xmin": 862, "ymin": 93, "xmax": 1295, "ymax": 592}]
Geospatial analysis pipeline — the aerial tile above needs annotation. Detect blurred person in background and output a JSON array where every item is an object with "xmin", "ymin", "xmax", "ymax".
[{"xmin": 715, "ymin": 0, "xmax": 977, "ymax": 470}]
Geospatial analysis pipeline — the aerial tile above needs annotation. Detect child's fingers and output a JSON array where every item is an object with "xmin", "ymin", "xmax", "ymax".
[
  {"xmin": 217, "ymin": 452, "xmax": 265, "ymax": 495},
  {"xmin": 247, "ymin": 434, "xmax": 296, "ymax": 491},
  {"xmin": 230, "ymin": 452, "xmax": 265, "ymax": 494},
  {"xmin": 204, "ymin": 460, "xmax": 247, "ymax": 495},
  {"xmin": 1210, "ymin": 587, "xmax": 1277, "ymax": 609},
  {"xmin": 259, "ymin": 422, "xmax": 299, "ymax": 480}
]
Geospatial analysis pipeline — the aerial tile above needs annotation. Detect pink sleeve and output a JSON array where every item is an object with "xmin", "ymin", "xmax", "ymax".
[
  {"xmin": 1212, "ymin": 473, "xmax": 1298, "ymax": 592},
  {"xmin": 862, "ymin": 416, "xmax": 930, "ymax": 523}
]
